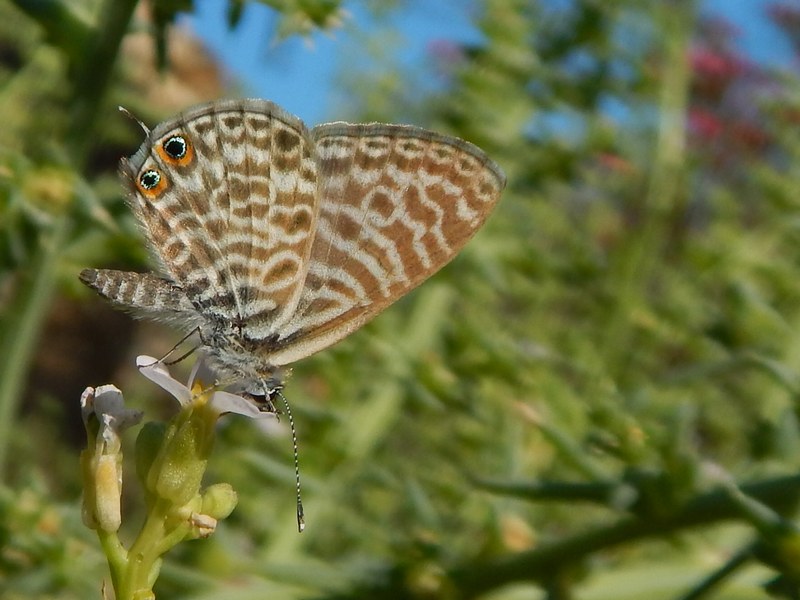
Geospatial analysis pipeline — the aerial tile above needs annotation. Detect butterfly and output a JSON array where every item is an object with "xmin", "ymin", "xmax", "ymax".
[{"xmin": 81, "ymin": 98, "xmax": 505, "ymax": 397}]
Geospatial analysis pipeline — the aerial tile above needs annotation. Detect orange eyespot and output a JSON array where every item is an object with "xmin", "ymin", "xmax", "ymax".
[
  {"xmin": 156, "ymin": 133, "xmax": 194, "ymax": 166},
  {"xmin": 136, "ymin": 168, "xmax": 168, "ymax": 198}
]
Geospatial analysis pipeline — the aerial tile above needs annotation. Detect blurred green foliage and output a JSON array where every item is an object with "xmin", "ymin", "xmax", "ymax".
[{"xmin": 4, "ymin": 0, "xmax": 800, "ymax": 598}]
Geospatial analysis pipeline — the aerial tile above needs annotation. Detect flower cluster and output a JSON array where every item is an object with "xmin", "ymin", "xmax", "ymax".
[{"xmin": 80, "ymin": 356, "xmax": 276, "ymax": 600}]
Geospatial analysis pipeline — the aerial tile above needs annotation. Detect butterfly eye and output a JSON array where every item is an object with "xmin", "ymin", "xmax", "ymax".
[
  {"xmin": 136, "ymin": 168, "xmax": 167, "ymax": 197},
  {"xmin": 158, "ymin": 133, "xmax": 194, "ymax": 165}
]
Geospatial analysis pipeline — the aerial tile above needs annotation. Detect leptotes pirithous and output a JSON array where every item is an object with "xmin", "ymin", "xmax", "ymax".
[{"xmin": 81, "ymin": 98, "xmax": 505, "ymax": 395}]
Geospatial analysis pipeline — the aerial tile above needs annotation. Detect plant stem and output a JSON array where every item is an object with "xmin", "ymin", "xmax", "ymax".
[
  {"xmin": 0, "ymin": 217, "xmax": 69, "ymax": 477},
  {"xmin": 67, "ymin": 0, "xmax": 139, "ymax": 167},
  {"xmin": 449, "ymin": 474, "xmax": 800, "ymax": 597},
  {"xmin": 677, "ymin": 545, "xmax": 754, "ymax": 600},
  {"xmin": 97, "ymin": 528, "xmax": 129, "ymax": 593},
  {"xmin": 119, "ymin": 499, "xmax": 172, "ymax": 600},
  {"xmin": 8, "ymin": 0, "xmax": 91, "ymax": 63},
  {"xmin": 601, "ymin": 1, "xmax": 693, "ymax": 377},
  {"xmin": 0, "ymin": 0, "xmax": 138, "ymax": 477}
]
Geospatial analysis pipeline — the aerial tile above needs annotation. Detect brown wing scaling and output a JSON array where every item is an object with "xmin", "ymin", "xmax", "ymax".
[
  {"xmin": 121, "ymin": 99, "xmax": 320, "ymax": 338},
  {"xmin": 266, "ymin": 122, "xmax": 505, "ymax": 366}
]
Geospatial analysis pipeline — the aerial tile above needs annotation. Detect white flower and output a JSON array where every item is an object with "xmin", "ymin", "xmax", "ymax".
[
  {"xmin": 80, "ymin": 385, "xmax": 143, "ymax": 453},
  {"xmin": 136, "ymin": 355, "xmax": 277, "ymax": 420},
  {"xmin": 80, "ymin": 385, "xmax": 142, "ymax": 532}
]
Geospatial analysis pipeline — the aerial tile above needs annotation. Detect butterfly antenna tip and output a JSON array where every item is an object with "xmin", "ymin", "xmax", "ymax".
[{"xmin": 118, "ymin": 106, "xmax": 150, "ymax": 135}]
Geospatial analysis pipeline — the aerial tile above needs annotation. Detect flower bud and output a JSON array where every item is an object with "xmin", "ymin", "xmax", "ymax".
[
  {"xmin": 79, "ymin": 385, "xmax": 141, "ymax": 532},
  {"xmin": 154, "ymin": 417, "xmax": 210, "ymax": 505},
  {"xmin": 94, "ymin": 454, "xmax": 122, "ymax": 532},
  {"xmin": 200, "ymin": 483, "xmax": 238, "ymax": 520}
]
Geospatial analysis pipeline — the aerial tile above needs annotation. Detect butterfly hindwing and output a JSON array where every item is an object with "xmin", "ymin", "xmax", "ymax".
[{"xmin": 268, "ymin": 122, "xmax": 506, "ymax": 365}]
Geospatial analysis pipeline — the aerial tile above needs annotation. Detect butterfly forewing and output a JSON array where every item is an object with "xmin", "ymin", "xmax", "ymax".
[
  {"xmin": 267, "ymin": 123, "xmax": 506, "ymax": 366},
  {"xmin": 122, "ymin": 100, "xmax": 320, "ymax": 334}
]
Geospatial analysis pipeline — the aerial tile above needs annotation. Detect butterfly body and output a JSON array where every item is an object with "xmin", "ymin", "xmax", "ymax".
[{"xmin": 81, "ymin": 99, "xmax": 505, "ymax": 392}]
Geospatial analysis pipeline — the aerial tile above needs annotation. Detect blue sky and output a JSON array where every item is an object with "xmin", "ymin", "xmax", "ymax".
[
  {"xmin": 186, "ymin": 0, "xmax": 482, "ymax": 123},
  {"xmin": 186, "ymin": 0, "xmax": 793, "ymax": 125},
  {"xmin": 705, "ymin": 0, "xmax": 792, "ymax": 64}
]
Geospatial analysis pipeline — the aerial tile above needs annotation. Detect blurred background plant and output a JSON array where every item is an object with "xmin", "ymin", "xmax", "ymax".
[{"xmin": 3, "ymin": 0, "xmax": 800, "ymax": 598}]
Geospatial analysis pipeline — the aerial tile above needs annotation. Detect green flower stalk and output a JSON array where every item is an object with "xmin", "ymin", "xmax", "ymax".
[{"xmin": 80, "ymin": 356, "xmax": 277, "ymax": 600}]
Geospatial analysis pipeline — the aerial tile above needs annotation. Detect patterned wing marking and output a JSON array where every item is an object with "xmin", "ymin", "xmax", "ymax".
[
  {"xmin": 122, "ymin": 99, "xmax": 319, "ymax": 333},
  {"xmin": 265, "ymin": 123, "xmax": 506, "ymax": 366},
  {"xmin": 79, "ymin": 268, "xmax": 202, "ymax": 329}
]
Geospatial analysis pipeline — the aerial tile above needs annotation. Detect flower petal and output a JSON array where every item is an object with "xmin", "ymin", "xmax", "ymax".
[
  {"xmin": 137, "ymin": 355, "xmax": 192, "ymax": 406},
  {"xmin": 188, "ymin": 355, "xmax": 217, "ymax": 389},
  {"xmin": 81, "ymin": 384, "xmax": 142, "ymax": 433},
  {"xmin": 209, "ymin": 391, "xmax": 278, "ymax": 419},
  {"xmin": 80, "ymin": 386, "xmax": 96, "ymax": 427},
  {"xmin": 96, "ymin": 385, "xmax": 141, "ymax": 428}
]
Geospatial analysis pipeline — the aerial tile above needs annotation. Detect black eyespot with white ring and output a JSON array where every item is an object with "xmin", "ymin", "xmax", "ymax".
[
  {"xmin": 135, "ymin": 166, "xmax": 167, "ymax": 197},
  {"xmin": 163, "ymin": 135, "xmax": 187, "ymax": 160},
  {"xmin": 157, "ymin": 132, "xmax": 194, "ymax": 166},
  {"xmin": 140, "ymin": 169, "xmax": 161, "ymax": 190}
]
